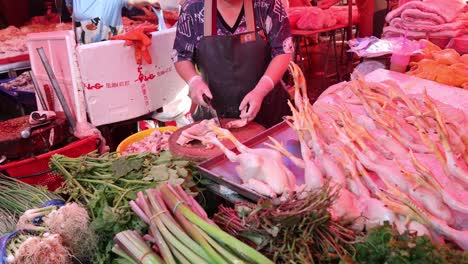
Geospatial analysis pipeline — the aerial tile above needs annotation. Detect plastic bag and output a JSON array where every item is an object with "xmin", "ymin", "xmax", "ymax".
[
  {"xmin": 348, "ymin": 37, "xmax": 394, "ymax": 57},
  {"xmin": 0, "ymin": 231, "xmax": 19, "ymax": 264},
  {"xmin": 32, "ymin": 199, "xmax": 66, "ymax": 225},
  {"xmin": 348, "ymin": 36, "xmax": 424, "ymax": 58}
]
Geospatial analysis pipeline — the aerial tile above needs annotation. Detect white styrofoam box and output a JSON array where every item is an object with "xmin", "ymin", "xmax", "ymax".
[
  {"xmin": 77, "ymin": 27, "xmax": 186, "ymax": 126},
  {"xmin": 27, "ymin": 30, "xmax": 87, "ymax": 124}
]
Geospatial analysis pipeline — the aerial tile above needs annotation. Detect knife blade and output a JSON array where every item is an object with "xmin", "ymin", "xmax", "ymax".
[{"xmin": 202, "ymin": 94, "xmax": 222, "ymax": 127}]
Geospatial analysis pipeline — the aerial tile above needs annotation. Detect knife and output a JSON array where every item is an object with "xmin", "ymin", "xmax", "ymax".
[
  {"xmin": 202, "ymin": 94, "xmax": 222, "ymax": 127},
  {"xmin": 20, "ymin": 121, "xmax": 52, "ymax": 139}
]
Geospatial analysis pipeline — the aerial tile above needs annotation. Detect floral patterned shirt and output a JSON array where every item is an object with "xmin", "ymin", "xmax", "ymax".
[{"xmin": 172, "ymin": 0, "xmax": 294, "ymax": 63}]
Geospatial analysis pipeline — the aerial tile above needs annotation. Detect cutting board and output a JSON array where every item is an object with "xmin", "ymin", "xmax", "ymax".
[{"xmin": 168, "ymin": 118, "xmax": 265, "ymax": 161}]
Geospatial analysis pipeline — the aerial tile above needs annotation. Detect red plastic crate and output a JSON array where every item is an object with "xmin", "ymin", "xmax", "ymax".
[{"xmin": 0, "ymin": 135, "xmax": 101, "ymax": 191}]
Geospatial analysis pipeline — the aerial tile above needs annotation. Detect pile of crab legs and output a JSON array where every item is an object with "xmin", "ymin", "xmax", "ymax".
[{"xmin": 201, "ymin": 62, "xmax": 468, "ymax": 250}]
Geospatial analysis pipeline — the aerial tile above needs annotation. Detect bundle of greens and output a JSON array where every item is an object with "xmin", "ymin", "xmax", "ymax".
[
  {"xmin": 0, "ymin": 208, "xmax": 16, "ymax": 235},
  {"xmin": 114, "ymin": 183, "xmax": 273, "ymax": 264},
  {"xmin": 49, "ymin": 151, "xmax": 200, "ymax": 263},
  {"xmin": 213, "ymin": 182, "xmax": 359, "ymax": 263},
  {"xmin": 354, "ymin": 223, "xmax": 468, "ymax": 264},
  {"xmin": 0, "ymin": 176, "xmax": 63, "ymax": 214}
]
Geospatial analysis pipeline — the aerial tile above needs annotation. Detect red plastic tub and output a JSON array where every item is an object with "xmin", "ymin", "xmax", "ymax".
[{"xmin": 0, "ymin": 135, "xmax": 101, "ymax": 191}]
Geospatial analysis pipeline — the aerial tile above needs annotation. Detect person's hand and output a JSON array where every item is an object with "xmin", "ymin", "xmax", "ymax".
[
  {"xmin": 239, "ymin": 76, "xmax": 274, "ymax": 122},
  {"xmin": 188, "ymin": 76, "xmax": 212, "ymax": 108},
  {"xmin": 110, "ymin": 26, "xmax": 157, "ymax": 65}
]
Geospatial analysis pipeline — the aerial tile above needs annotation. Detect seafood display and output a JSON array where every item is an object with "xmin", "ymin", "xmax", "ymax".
[
  {"xmin": 0, "ymin": 72, "xmax": 34, "ymax": 92},
  {"xmin": 0, "ymin": 17, "xmax": 161, "ymax": 61}
]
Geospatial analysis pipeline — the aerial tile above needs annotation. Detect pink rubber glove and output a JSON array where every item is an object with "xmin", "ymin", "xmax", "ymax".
[
  {"xmin": 239, "ymin": 76, "xmax": 275, "ymax": 122},
  {"xmin": 188, "ymin": 75, "xmax": 212, "ymax": 108}
]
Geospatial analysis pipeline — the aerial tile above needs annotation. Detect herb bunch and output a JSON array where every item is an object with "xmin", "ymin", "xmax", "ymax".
[
  {"xmin": 354, "ymin": 223, "xmax": 468, "ymax": 264},
  {"xmin": 214, "ymin": 182, "xmax": 359, "ymax": 263}
]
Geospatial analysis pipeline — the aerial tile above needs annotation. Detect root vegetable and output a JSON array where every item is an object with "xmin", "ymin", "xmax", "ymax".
[
  {"xmin": 43, "ymin": 203, "xmax": 97, "ymax": 262},
  {"xmin": 12, "ymin": 234, "xmax": 71, "ymax": 264}
]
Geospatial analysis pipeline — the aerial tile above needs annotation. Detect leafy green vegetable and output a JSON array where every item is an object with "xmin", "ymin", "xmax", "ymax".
[
  {"xmin": 112, "ymin": 156, "xmax": 143, "ymax": 178},
  {"xmin": 354, "ymin": 223, "xmax": 468, "ymax": 264},
  {"xmin": 214, "ymin": 182, "xmax": 359, "ymax": 264},
  {"xmin": 0, "ymin": 176, "xmax": 63, "ymax": 214},
  {"xmin": 49, "ymin": 151, "xmax": 200, "ymax": 263}
]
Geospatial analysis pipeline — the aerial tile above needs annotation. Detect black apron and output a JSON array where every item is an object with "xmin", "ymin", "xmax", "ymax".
[{"xmin": 192, "ymin": 0, "xmax": 290, "ymax": 128}]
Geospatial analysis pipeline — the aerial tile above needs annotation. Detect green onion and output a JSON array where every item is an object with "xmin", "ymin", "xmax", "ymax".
[
  {"xmin": 159, "ymin": 184, "xmax": 274, "ymax": 264},
  {"xmin": 114, "ymin": 230, "xmax": 164, "ymax": 264},
  {"xmin": 153, "ymin": 188, "xmax": 229, "ymax": 264},
  {"xmin": 0, "ymin": 208, "xmax": 17, "ymax": 235},
  {"xmin": 0, "ymin": 176, "xmax": 62, "ymax": 214},
  {"xmin": 144, "ymin": 190, "xmax": 209, "ymax": 264}
]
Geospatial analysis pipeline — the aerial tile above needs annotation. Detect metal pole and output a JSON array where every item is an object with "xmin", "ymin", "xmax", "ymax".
[
  {"xmin": 36, "ymin": 47, "xmax": 76, "ymax": 132},
  {"xmin": 28, "ymin": 71, "xmax": 48, "ymax": 111},
  {"xmin": 348, "ymin": 0, "xmax": 353, "ymax": 40}
]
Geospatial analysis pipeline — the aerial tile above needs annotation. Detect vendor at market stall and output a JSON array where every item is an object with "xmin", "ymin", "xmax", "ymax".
[
  {"xmin": 65, "ymin": 0, "xmax": 165, "ymax": 44},
  {"xmin": 172, "ymin": 0, "xmax": 293, "ymax": 128}
]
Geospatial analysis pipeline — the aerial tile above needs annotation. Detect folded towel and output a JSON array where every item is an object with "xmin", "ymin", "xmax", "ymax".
[
  {"xmin": 389, "ymin": 17, "xmax": 467, "ymax": 32},
  {"xmin": 383, "ymin": 26, "xmax": 465, "ymax": 39},
  {"xmin": 386, "ymin": 0, "xmax": 465, "ymax": 24}
]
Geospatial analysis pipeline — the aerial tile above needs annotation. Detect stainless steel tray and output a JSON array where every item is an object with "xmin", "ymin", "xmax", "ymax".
[{"xmin": 197, "ymin": 121, "xmax": 304, "ymax": 201}]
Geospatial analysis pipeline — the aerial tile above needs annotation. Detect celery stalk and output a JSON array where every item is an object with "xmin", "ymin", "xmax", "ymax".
[
  {"xmin": 114, "ymin": 231, "xmax": 163, "ymax": 264},
  {"xmin": 112, "ymin": 245, "xmax": 138, "ymax": 264},
  {"xmin": 146, "ymin": 190, "xmax": 210, "ymax": 263},
  {"xmin": 169, "ymin": 244, "xmax": 192, "ymax": 264},
  {"xmin": 196, "ymin": 226, "xmax": 246, "ymax": 264},
  {"xmin": 137, "ymin": 192, "xmax": 176, "ymax": 264},
  {"xmin": 160, "ymin": 185, "xmax": 274, "ymax": 264},
  {"xmin": 153, "ymin": 212, "xmax": 209, "ymax": 264},
  {"xmin": 158, "ymin": 191, "xmax": 229, "ymax": 264}
]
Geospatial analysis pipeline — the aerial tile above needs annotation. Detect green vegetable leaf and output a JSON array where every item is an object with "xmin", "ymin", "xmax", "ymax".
[
  {"xmin": 168, "ymin": 168, "xmax": 179, "ymax": 180},
  {"xmin": 111, "ymin": 157, "xmax": 143, "ymax": 178},
  {"xmin": 150, "ymin": 165, "xmax": 170, "ymax": 181},
  {"xmin": 176, "ymin": 167, "xmax": 189, "ymax": 178},
  {"xmin": 198, "ymin": 178, "xmax": 212, "ymax": 185},
  {"xmin": 169, "ymin": 177, "xmax": 185, "ymax": 186},
  {"xmin": 173, "ymin": 160, "xmax": 190, "ymax": 167}
]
